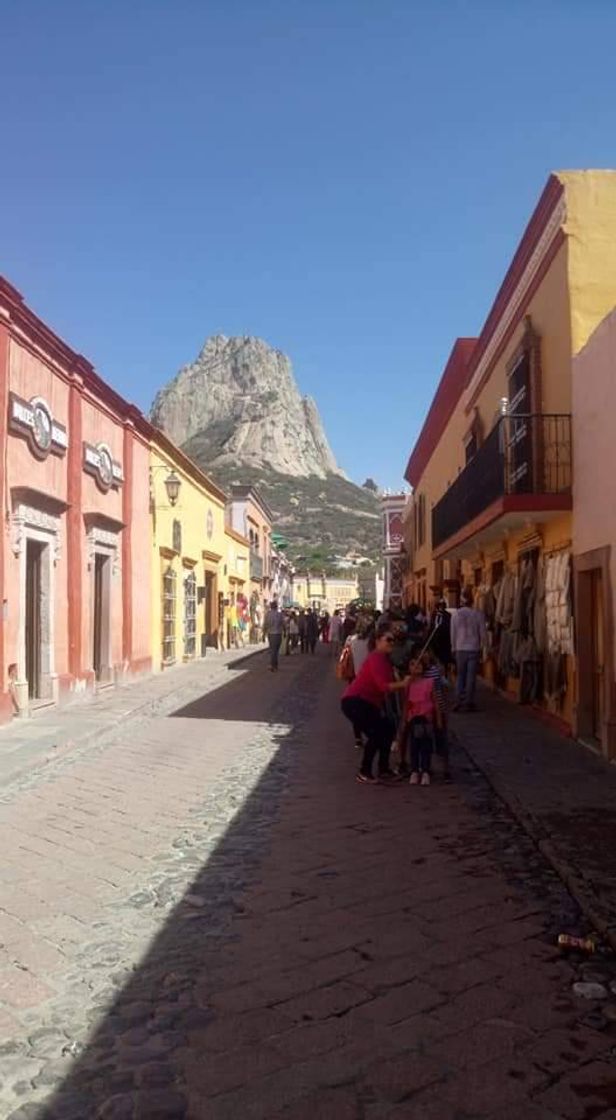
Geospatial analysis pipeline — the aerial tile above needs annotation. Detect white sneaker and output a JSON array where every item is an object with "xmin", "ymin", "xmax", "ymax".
[
  {"xmin": 421, "ymin": 772, "xmax": 431, "ymax": 787},
  {"xmin": 409, "ymin": 772, "xmax": 420, "ymax": 785}
]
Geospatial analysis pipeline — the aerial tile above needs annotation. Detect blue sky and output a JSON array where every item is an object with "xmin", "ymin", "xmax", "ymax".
[{"xmin": 2, "ymin": 1, "xmax": 616, "ymax": 488}]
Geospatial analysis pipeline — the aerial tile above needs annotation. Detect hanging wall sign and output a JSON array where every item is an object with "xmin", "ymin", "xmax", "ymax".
[
  {"xmin": 172, "ymin": 518, "xmax": 182, "ymax": 554},
  {"xmin": 9, "ymin": 393, "xmax": 68, "ymax": 459},
  {"xmin": 83, "ymin": 442, "xmax": 124, "ymax": 492}
]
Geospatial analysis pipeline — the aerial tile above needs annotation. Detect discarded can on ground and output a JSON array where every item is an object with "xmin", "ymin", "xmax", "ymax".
[{"xmin": 558, "ymin": 933, "xmax": 596, "ymax": 954}]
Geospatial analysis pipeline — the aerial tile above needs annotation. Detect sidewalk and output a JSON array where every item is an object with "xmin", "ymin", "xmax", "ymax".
[
  {"xmin": 0, "ymin": 645, "xmax": 265, "ymax": 791},
  {"xmin": 452, "ymin": 686, "xmax": 616, "ymax": 947}
]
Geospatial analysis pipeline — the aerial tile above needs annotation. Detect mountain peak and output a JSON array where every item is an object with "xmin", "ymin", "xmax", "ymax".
[{"xmin": 151, "ymin": 335, "xmax": 345, "ymax": 480}]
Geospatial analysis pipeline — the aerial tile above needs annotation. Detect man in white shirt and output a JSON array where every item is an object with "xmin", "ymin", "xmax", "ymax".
[
  {"xmin": 264, "ymin": 601, "xmax": 284, "ymax": 671},
  {"xmin": 451, "ymin": 590, "xmax": 487, "ymax": 711}
]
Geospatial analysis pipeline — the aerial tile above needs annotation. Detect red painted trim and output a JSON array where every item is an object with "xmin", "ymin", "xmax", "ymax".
[
  {"xmin": 404, "ymin": 339, "xmax": 476, "ymax": 487},
  {"xmin": 1, "ymin": 277, "xmax": 231, "ymax": 514},
  {"xmin": 67, "ymin": 381, "xmax": 83, "ymax": 677},
  {"xmin": 404, "ymin": 175, "xmax": 566, "ymax": 486},
  {"xmin": 122, "ymin": 425, "xmax": 133, "ymax": 664},
  {"xmin": 463, "ymin": 175, "xmax": 564, "ymax": 393},
  {"xmin": 465, "ymin": 227, "xmax": 566, "ymax": 413},
  {"xmin": 506, "ymin": 492, "xmax": 572, "ymax": 514},
  {"xmin": 433, "ymin": 491, "xmax": 572, "ymax": 561},
  {"xmin": 0, "ymin": 321, "xmax": 9, "ymax": 694}
]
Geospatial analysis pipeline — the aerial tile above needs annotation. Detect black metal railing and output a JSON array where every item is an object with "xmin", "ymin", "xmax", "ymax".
[{"xmin": 432, "ymin": 413, "xmax": 571, "ymax": 550}]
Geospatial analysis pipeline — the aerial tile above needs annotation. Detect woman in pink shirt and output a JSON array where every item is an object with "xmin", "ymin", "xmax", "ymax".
[
  {"xmin": 405, "ymin": 657, "xmax": 441, "ymax": 786},
  {"xmin": 341, "ymin": 622, "xmax": 409, "ymax": 784}
]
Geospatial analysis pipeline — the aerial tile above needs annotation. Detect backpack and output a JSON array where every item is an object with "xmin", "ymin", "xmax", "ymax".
[{"xmin": 336, "ymin": 643, "xmax": 354, "ymax": 682}]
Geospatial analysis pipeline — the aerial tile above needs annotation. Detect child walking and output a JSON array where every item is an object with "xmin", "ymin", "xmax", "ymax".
[{"xmin": 404, "ymin": 657, "xmax": 441, "ymax": 786}]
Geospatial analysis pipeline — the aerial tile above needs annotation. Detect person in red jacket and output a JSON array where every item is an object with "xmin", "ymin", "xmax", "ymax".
[{"xmin": 341, "ymin": 622, "xmax": 410, "ymax": 784}]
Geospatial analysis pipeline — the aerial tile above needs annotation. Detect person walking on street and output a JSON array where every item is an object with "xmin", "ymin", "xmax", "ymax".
[
  {"xmin": 429, "ymin": 598, "xmax": 453, "ymax": 674},
  {"xmin": 329, "ymin": 609, "xmax": 343, "ymax": 658},
  {"xmin": 341, "ymin": 622, "xmax": 410, "ymax": 784},
  {"xmin": 342, "ymin": 610, "xmax": 356, "ymax": 642},
  {"xmin": 287, "ymin": 612, "xmax": 299, "ymax": 654},
  {"xmin": 264, "ymin": 600, "xmax": 284, "ymax": 672},
  {"xmin": 451, "ymin": 589, "xmax": 487, "ymax": 711},
  {"xmin": 306, "ymin": 609, "xmax": 319, "ymax": 654},
  {"xmin": 298, "ymin": 610, "xmax": 308, "ymax": 654}
]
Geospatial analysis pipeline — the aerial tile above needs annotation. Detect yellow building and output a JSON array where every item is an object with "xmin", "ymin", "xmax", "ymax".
[
  {"xmin": 223, "ymin": 526, "xmax": 250, "ymax": 648},
  {"xmin": 150, "ymin": 431, "xmax": 227, "ymax": 671},
  {"xmin": 293, "ymin": 573, "xmax": 359, "ymax": 614},
  {"xmin": 404, "ymin": 170, "xmax": 616, "ymax": 731}
]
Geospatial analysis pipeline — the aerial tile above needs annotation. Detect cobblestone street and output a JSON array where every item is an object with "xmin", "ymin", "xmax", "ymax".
[{"xmin": 3, "ymin": 651, "xmax": 616, "ymax": 1118}]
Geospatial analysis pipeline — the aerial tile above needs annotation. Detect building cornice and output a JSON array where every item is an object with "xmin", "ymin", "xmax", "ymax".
[
  {"xmin": 225, "ymin": 525, "xmax": 250, "ymax": 548},
  {"xmin": 404, "ymin": 174, "xmax": 567, "ymax": 486},
  {"xmin": 151, "ymin": 430, "xmax": 228, "ymax": 506},
  {"xmin": 464, "ymin": 182, "xmax": 566, "ymax": 411},
  {"xmin": 230, "ymin": 485, "xmax": 274, "ymax": 525}
]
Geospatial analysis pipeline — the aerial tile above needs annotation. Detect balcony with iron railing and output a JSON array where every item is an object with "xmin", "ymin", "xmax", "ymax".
[
  {"xmin": 431, "ymin": 414, "xmax": 572, "ymax": 554},
  {"xmin": 249, "ymin": 549, "xmax": 264, "ymax": 581}
]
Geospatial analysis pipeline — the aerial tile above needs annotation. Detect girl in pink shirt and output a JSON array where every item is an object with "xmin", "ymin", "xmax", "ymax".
[{"xmin": 405, "ymin": 658, "xmax": 441, "ymax": 786}]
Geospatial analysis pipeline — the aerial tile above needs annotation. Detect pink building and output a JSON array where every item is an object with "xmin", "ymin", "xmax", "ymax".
[
  {"xmin": 0, "ymin": 278, "xmax": 152, "ymax": 723},
  {"xmin": 573, "ymin": 306, "xmax": 616, "ymax": 758}
]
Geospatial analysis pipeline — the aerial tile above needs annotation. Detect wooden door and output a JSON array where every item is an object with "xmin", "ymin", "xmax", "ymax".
[
  {"xmin": 93, "ymin": 554, "xmax": 105, "ymax": 680},
  {"xmin": 591, "ymin": 568, "xmax": 604, "ymax": 741},
  {"xmin": 25, "ymin": 540, "xmax": 42, "ymax": 699},
  {"xmin": 204, "ymin": 572, "xmax": 214, "ymax": 644}
]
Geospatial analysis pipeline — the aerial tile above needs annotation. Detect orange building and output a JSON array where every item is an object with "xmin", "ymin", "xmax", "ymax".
[{"xmin": 0, "ymin": 278, "xmax": 152, "ymax": 722}]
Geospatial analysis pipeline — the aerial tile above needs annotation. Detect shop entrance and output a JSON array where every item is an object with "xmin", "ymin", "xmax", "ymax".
[
  {"xmin": 25, "ymin": 539, "xmax": 44, "ymax": 699},
  {"xmin": 576, "ymin": 548, "xmax": 613, "ymax": 757},
  {"xmin": 589, "ymin": 568, "xmax": 604, "ymax": 742},
  {"xmin": 93, "ymin": 552, "xmax": 111, "ymax": 682},
  {"xmin": 204, "ymin": 571, "xmax": 216, "ymax": 646}
]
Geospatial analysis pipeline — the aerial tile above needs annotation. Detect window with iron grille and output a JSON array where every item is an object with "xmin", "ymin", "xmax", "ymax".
[
  {"xmin": 162, "ymin": 565, "xmax": 177, "ymax": 664},
  {"xmin": 183, "ymin": 570, "xmax": 197, "ymax": 658}
]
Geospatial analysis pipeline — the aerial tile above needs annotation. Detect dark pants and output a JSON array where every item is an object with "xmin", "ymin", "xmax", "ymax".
[
  {"xmin": 407, "ymin": 717, "xmax": 434, "ymax": 773},
  {"xmin": 268, "ymin": 633, "xmax": 282, "ymax": 670},
  {"xmin": 456, "ymin": 650, "xmax": 479, "ymax": 707},
  {"xmin": 299, "ymin": 633, "xmax": 307, "ymax": 653},
  {"xmin": 341, "ymin": 697, "xmax": 393, "ymax": 777},
  {"xmin": 308, "ymin": 636, "xmax": 317, "ymax": 654}
]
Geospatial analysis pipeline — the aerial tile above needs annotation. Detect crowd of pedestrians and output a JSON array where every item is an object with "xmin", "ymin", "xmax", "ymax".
[
  {"xmin": 263, "ymin": 602, "xmax": 325, "ymax": 670},
  {"xmin": 338, "ymin": 594, "xmax": 487, "ymax": 787},
  {"xmin": 262, "ymin": 592, "xmax": 488, "ymax": 784}
]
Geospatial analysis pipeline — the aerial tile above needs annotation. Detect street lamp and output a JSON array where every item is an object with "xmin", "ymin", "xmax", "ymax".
[
  {"xmin": 164, "ymin": 470, "xmax": 181, "ymax": 507},
  {"xmin": 149, "ymin": 465, "xmax": 183, "ymax": 508}
]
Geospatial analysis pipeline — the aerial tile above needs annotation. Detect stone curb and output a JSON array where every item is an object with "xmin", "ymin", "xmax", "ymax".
[
  {"xmin": 0, "ymin": 646, "xmax": 266, "ymax": 793},
  {"xmin": 453, "ymin": 729, "xmax": 616, "ymax": 954}
]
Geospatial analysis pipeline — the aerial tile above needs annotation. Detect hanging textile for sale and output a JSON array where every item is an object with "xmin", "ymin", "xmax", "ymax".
[{"xmin": 544, "ymin": 550, "xmax": 573, "ymax": 656}]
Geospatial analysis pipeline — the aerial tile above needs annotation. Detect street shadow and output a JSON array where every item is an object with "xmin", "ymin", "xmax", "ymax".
[
  {"xmin": 33, "ymin": 653, "xmax": 325, "ymax": 1120},
  {"xmin": 172, "ymin": 649, "xmax": 320, "ymax": 722}
]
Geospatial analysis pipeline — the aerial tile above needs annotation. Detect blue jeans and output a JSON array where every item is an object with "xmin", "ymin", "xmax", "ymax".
[
  {"xmin": 268, "ymin": 633, "xmax": 282, "ymax": 669},
  {"xmin": 407, "ymin": 717, "xmax": 434, "ymax": 773},
  {"xmin": 456, "ymin": 650, "xmax": 479, "ymax": 707}
]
